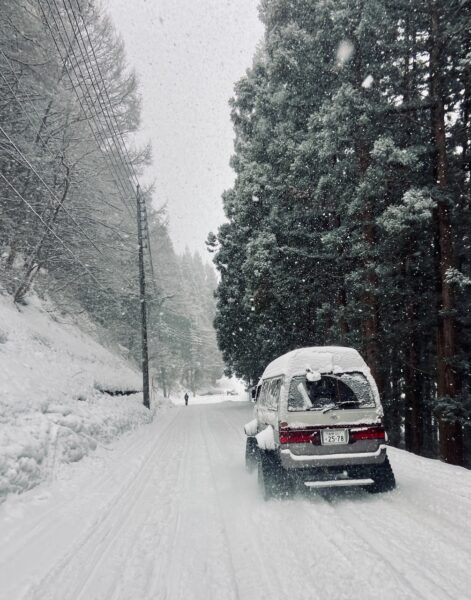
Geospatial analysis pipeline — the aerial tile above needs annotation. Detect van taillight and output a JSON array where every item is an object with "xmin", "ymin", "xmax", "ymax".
[
  {"xmin": 279, "ymin": 430, "xmax": 321, "ymax": 445},
  {"xmin": 350, "ymin": 427, "xmax": 386, "ymax": 442}
]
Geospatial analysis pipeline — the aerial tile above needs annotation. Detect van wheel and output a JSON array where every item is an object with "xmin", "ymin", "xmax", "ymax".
[
  {"xmin": 366, "ymin": 457, "xmax": 396, "ymax": 493},
  {"xmin": 258, "ymin": 451, "xmax": 292, "ymax": 500},
  {"xmin": 245, "ymin": 437, "xmax": 259, "ymax": 473}
]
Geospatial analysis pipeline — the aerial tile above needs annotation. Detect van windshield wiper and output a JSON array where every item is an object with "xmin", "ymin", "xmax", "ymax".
[
  {"xmin": 303, "ymin": 403, "xmax": 335, "ymax": 412},
  {"xmin": 322, "ymin": 401, "xmax": 360, "ymax": 413}
]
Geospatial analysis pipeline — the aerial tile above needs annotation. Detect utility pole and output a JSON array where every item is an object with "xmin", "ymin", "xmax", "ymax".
[{"xmin": 136, "ymin": 184, "xmax": 150, "ymax": 409}]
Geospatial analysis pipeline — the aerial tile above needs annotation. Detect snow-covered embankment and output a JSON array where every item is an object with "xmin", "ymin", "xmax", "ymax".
[{"xmin": 0, "ymin": 294, "xmax": 154, "ymax": 501}]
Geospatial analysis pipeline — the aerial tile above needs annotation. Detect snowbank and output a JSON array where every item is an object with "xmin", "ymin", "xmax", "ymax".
[{"xmin": 0, "ymin": 293, "xmax": 157, "ymax": 501}]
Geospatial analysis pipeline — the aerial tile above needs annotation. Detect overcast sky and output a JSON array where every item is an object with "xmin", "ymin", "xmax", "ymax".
[{"xmin": 105, "ymin": 0, "xmax": 264, "ymax": 256}]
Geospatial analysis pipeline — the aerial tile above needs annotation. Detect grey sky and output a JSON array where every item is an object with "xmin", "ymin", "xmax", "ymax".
[{"xmin": 105, "ymin": 0, "xmax": 264, "ymax": 256}]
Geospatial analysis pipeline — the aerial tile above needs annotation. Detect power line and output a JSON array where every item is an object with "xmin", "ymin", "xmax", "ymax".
[
  {"xmin": 0, "ymin": 131, "xmax": 140, "ymax": 288},
  {"xmin": 39, "ymin": 0, "xmax": 155, "ymax": 271},
  {"xmin": 0, "ymin": 123, "xmax": 104, "ymax": 256},
  {"xmin": 0, "ymin": 62, "xmax": 139, "ymax": 251},
  {"xmin": 38, "ymin": 0, "xmax": 137, "ymax": 218},
  {"xmin": 0, "ymin": 51, "xmax": 62, "ymax": 155},
  {"xmin": 62, "ymin": 0, "xmax": 136, "ymax": 181},
  {"xmin": 0, "ymin": 65, "xmax": 142, "ymax": 294},
  {"xmin": 66, "ymin": 0, "xmax": 159, "ymax": 300},
  {"xmin": 67, "ymin": 0, "xmax": 140, "ymax": 187},
  {"xmin": 0, "ymin": 171, "xmax": 144, "ymax": 310},
  {"xmin": 1, "ymin": 171, "xmax": 105, "ymax": 289},
  {"xmin": 65, "ymin": 0, "xmax": 159, "ymax": 293}
]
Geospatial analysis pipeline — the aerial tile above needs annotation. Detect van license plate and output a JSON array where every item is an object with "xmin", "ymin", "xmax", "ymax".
[{"xmin": 321, "ymin": 429, "xmax": 348, "ymax": 445}]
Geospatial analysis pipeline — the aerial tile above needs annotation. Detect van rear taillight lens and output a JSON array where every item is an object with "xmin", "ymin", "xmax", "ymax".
[
  {"xmin": 350, "ymin": 427, "xmax": 386, "ymax": 442},
  {"xmin": 279, "ymin": 430, "xmax": 321, "ymax": 445}
]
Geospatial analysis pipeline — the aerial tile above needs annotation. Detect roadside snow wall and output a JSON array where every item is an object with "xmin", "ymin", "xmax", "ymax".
[{"xmin": 0, "ymin": 294, "xmax": 155, "ymax": 502}]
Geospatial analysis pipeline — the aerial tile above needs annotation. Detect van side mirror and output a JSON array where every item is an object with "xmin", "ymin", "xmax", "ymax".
[{"xmin": 251, "ymin": 388, "xmax": 256, "ymax": 401}]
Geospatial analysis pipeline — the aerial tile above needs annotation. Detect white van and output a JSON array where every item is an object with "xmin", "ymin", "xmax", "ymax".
[{"xmin": 244, "ymin": 346, "xmax": 395, "ymax": 499}]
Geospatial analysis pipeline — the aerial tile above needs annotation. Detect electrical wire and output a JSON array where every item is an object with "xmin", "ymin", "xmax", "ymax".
[
  {"xmin": 0, "ymin": 168, "xmax": 142, "ymax": 302},
  {"xmin": 38, "ymin": 0, "xmax": 137, "ymax": 218},
  {"xmin": 69, "ymin": 0, "xmax": 159, "ymax": 296},
  {"xmin": 62, "ymin": 0, "xmax": 135, "ymax": 180},
  {"xmin": 0, "ymin": 67, "xmax": 141, "ymax": 293},
  {"xmin": 1, "ymin": 171, "xmax": 104, "ymax": 288},
  {"xmin": 0, "ymin": 64, "xmax": 138, "ymax": 250},
  {"xmin": 0, "ymin": 123, "xmax": 105, "ymax": 255},
  {"xmin": 43, "ymin": 0, "xmax": 159, "ymax": 300},
  {"xmin": 66, "ymin": 0, "xmax": 140, "ymax": 187},
  {"xmin": 28, "ymin": 0, "xmax": 162, "ymax": 337}
]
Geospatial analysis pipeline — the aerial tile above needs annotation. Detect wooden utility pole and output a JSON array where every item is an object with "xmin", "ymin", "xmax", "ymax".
[{"xmin": 136, "ymin": 184, "xmax": 150, "ymax": 409}]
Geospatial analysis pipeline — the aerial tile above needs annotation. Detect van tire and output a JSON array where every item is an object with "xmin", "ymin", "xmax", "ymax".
[
  {"xmin": 245, "ymin": 437, "xmax": 259, "ymax": 473},
  {"xmin": 366, "ymin": 456, "xmax": 396, "ymax": 493},
  {"xmin": 258, "ymin": 451, "xmax": 292, "ymax": 500}
]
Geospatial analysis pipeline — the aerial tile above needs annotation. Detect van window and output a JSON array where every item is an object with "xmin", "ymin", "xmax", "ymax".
[
  {"xmin": 260, "ymin": 377, "xmax": 282, "ymax": 410},
  {"xmin": 287, "ymin": 373, "xmax": 375, "ymax": 412},
  {"xmin": 251, "ymin": 385, "xmax": 261, "ymax": 402}
]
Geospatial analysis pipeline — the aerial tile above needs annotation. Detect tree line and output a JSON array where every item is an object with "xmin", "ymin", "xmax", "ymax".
[
  {"xmin": 0, "ymin": 0, "xmax": 223, "ymax": 397},
  {"xmin": 210, "ymin": 0, "xmax": 471, "ymax": 465}
]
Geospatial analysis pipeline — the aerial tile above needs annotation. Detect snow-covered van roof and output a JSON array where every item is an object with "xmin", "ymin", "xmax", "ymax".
[{"xmin": 260, "ymin": 346, "xmax": 369, "ymax": 381}]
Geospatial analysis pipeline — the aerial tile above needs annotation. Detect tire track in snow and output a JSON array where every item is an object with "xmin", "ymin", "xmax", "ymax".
[
  {"xmin": 202, "ymin": 404, "xmax": 283, "ymax": 600},
  {"xmin": 212, "ymin": 403, "xmax": 424, "ymax": 600},
  {"xmin": 142, "ymin": 412, "xmax": 192, "ymax": 600},
  {"xmin": 317, "ymin": 490, "xmax": 434, "ymax": 600},
  {"xmin": 71, "ymin": 410, "xmax": 187, "ymax": 600},
  {"xmin": 287, "ymin": 492, "xmax": 420, "ymax": 600},
  {"xmin": 364, "ymin": 487, "xmax": 471, "ymax": 560},
  {"xmin": 7, "ymin": 401, "xmax": 471, "ymax": 600},
  {"xmin": 211, "ymin": 404, "xmax": 373, "ymax": 600},
  {"xmin": 212, "ymin": 404, "xmax": 382, "ymax": 600},
  {"xmin": 152, "ymin": 430, "xmax": 192, "ymax": 599},
  {"xmin": 155, "ymin": 408, "xmax": 238, "ymax": 600},
  {"xmin": 326, "ymin": 491, "xmax": 469, "ymax": 600},
  {"xmin": 1, "ymin": 420, "xmax": 160, "ymax": 565},
  {"xmin": 106, "ymin": 410, "xmax": 192, "ymax": 600},
  {"xmin": 25, "ymin": 408, "xmax": 182, "ymax": 600}
]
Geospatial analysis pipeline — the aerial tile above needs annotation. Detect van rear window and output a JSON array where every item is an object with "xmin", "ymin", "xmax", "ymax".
[{"xmin": 287, "ymin": 373, "xmax": 375, "ymax": 412}]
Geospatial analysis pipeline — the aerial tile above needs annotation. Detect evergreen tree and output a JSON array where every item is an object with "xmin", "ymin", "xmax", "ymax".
[{"xmin": 212, "ymin": 0, "xmax": 471, "ymax": 465}]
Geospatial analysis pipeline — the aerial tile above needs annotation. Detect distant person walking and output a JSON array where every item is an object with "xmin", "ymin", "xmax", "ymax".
[{"xmin": 184, "ymin": 392, "xmax": 189, "ymax": 406}]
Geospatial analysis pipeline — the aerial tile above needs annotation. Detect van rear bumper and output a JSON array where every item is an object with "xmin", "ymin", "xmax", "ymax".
[{"xmin": 280, "ymin": 444, "xmax": 387, "ymax": 469}]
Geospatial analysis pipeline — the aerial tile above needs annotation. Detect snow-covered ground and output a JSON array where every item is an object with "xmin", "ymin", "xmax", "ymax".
[
  {"xmin": 0, "ymin": 294, "xmax": 155, "ymax": 501},
  {"xmin": 1, "ymin": 400, "xmax": 471, "ymax": 600}
]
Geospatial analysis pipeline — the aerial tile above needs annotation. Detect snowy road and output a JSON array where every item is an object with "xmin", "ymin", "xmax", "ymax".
[{"xmin": 1, "ymin": 401, "xmax": 471, "ymax": 600}]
